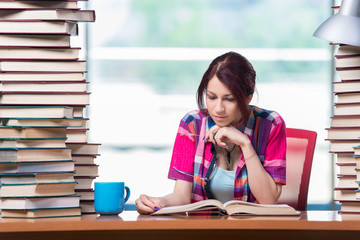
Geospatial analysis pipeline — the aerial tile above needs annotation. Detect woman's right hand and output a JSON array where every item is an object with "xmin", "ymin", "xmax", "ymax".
[{"xmin": 135, "ymin": 194, "xmax": 163, "ymax": 214}]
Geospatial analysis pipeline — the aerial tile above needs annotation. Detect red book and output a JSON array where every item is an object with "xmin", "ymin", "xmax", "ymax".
[
  {"xmin": 0, "ymin": 20, "xmax": 78, "ymax": 35},
  {"xmin": 0, "ymin": 91, "xmax": 90, "ymax": 105},
  {"xmin": 0, "ymin": 34, "xmax": 71, "ymax": 47},
  {"xmin": 0, "ymin": 47, "xmax": 81, "ymax": 60},
  {"xmin": 0, "ymin": 9, "xmax": 95, "ymax": 22}
]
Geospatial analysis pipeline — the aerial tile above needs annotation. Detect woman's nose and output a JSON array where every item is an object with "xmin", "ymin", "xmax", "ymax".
[{"xmin": 215, "ymin": 100, "xmax": 225, "ymax": 113}]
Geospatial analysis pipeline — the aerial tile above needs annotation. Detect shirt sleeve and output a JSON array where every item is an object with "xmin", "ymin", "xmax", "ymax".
[
  {"xmin": 263, "ymin": 113, "xmax": 287, "ymax": 185},
  {"xmin": 167, "ymin": 119, "xmax": 195, "ymax": 182}
]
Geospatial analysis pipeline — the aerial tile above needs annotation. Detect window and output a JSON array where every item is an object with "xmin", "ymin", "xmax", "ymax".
[{"xmin": 87, "ymin": 0, "xmax": 333, "ymax": 208}]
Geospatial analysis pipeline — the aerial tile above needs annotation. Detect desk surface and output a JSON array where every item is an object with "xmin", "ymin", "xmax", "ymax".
[{"xmin": 0, "ymin": 211, "xmax": 360, "ymax": 240}]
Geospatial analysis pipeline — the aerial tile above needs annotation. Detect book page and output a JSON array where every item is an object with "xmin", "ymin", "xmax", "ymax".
[
  {"xmin": 152, "ymin": 199, "xmax": 223, "ymax": 215},
  {"xmin": 224, "ymin": 200, "xmax": 291, "ymax": 208}
]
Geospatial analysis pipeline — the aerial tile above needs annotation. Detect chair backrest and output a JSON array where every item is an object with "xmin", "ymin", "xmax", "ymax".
[{"xmin": 277, "ymin": 128, "xmax": 317, "ymax": 211}]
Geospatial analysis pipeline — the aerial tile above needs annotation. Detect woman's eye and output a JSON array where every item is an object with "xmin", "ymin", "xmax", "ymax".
[
  {"xmin": 207, "ymin": 95, "xmax": 216, "ymax": 100},
  {"xmin": 226, "ymin": 98, "xmax": 234, "ymax": 102}
]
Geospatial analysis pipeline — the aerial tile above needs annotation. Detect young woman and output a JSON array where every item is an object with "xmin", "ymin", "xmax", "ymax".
[{"xmin": 135, "ymin": 51, "xmax": 286, "ymax": 214}]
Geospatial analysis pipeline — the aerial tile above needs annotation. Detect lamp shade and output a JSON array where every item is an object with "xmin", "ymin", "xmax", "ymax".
[{"xmin": 313, "ymin": 0, "xmax": 360, "ymax": 46}]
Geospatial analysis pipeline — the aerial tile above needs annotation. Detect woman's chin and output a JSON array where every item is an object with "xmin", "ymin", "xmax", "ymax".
[{"xmin": 213, "ymin": 121, "xmax": 230, "ymax": 128}]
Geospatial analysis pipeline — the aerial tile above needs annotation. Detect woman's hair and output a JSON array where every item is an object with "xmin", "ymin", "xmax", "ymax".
[{"xmin": 196, "ymin": 51, "xmax": 256, "ymax": 125}]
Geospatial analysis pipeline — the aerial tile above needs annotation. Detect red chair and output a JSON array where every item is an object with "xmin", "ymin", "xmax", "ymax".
[{"xmin": 277, "ymin": 128, "xmax": 317, "ymax": 211}]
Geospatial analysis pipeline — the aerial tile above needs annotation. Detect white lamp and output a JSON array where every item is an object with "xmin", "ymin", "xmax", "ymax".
[{"xmin": 313, "ymin": 0, "xmax": 360, "ymax": 46}]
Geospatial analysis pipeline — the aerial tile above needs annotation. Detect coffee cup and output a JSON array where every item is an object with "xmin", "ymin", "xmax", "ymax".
[{"xmin": 94, "ymin": 182, "xmax": 130, "ymax": 215}]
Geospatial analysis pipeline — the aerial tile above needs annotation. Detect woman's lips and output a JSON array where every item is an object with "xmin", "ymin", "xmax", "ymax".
[{"xmin": 214, "ymin": 116, "xmax": 226, "ymax": 121}]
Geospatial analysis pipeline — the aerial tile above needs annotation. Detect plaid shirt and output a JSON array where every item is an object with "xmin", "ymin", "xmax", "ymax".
[{"xmin": 168, "ymin": 105, "xmax": 286, "ymax": 203}]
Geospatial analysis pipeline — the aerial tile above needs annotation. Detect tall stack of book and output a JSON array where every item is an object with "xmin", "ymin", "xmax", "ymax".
[
  {"xmin": 71, "ymin": 142, "xmax": 100, "ymax": 214},
  {"xmin": 327, "ymin": 43, "xmax": 360, "ymax": 213},
  {"xmin": 0, "ymin": 0, "xmax": 99, "ymax": 219},
  {"xmin": 321, "ymin": 1, "xmax": 360, "ymax": 214}
]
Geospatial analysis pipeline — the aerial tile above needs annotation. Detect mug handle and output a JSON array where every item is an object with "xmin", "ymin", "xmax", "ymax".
[{"xmin": 124, "ymin": 186, "xmax": 130, "ymax": 203}]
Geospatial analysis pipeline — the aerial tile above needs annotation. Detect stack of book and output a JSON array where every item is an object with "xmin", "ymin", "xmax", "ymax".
[
  {"xmin": 0, "ymin": 0, "xmax": 99, "ymax": 218},
  {"xmin": 327, "ymin": 43, "xmax": 360, "ymax": 213},
  {"xmin": 71, "ymin": 142, "xmax": 100, "ymax": 214}
]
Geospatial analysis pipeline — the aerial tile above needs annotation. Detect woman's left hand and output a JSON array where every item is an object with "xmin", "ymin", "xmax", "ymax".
[{"xmin": 204, "ymin": 125, "xmax": 250, "ymax": 149}]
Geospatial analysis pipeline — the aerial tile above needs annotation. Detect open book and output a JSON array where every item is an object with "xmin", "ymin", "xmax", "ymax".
[{"xmin": 151, "ymin": 199, "xmax": 300, "ymax": 216}]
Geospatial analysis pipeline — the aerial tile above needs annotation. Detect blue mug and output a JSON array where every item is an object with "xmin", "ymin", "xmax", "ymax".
[{"xmin": 94, "ymin": 182, "xmax": 130, "ymax": 215}]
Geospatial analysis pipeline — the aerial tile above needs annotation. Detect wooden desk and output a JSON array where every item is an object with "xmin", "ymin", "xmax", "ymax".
[{"xmin": 0, "ymin": 211, "xmax": 359, "ymax": 240}]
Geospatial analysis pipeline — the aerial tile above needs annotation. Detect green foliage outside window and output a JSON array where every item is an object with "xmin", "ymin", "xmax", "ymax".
[{"xmin": 90, "ymin": 0, "xmax": 331, "ymax": 93}]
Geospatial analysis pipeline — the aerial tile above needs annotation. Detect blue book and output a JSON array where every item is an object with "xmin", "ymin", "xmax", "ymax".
[
  {"xmin": 0, "ymin": 181, "xmax": 77, "ymax": 197},
  {"xmin": 0, "ymin": 172, "xmax": 75, "ymax": 184},
  {"xmin": 0, "ymin": 126, "xmax": 67, "ymax": 139},
  {"xmin": 0, "ymin": 138, "xmax": 67, "ymax": 148},
  {"xmin": 0, "ymin": 147, "xmax": 72, "ymax": 162},
  {"xmin": 0, "ymin": 160, "xmax": 75, "ymax": 174},
  {"xmin": 0, "ymin": 195, "xmax": 80, "ymax": 210},
  {"xmin": 1, "ymin": 207, "xmax": 81, "ymax": 218}
]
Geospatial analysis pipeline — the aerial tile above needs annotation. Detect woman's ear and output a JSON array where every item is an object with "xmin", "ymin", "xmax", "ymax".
[{"xmin": 247, "ymin": 94, "xmax": 253, "ymax": 105}]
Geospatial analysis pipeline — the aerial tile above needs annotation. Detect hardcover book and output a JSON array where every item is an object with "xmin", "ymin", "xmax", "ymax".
[
  {"xmin": 74, "ymin": 164, "xmax": 98, "ymax": 177},
  {"xmin": 334, "ymin": 187, "xmax": 357, "ymax": 201},
  {"xmin": 0, "ymin": 160, "xmax": 75, "ymax": 173},
  {"xmin": 0, "ymin": 91, "xmax": 90, "ymax": 105},
  {"xmin": 0, "ymin": 126, "xmax": 67, "ymax": 139},
  {"xmin": 0, "ymin": 147, "xmax": 72, "ymax": 162},
  {"xmin": 65, "ymin": 128, "xmax": 88, "ymax": 143},
  {"xmin": 0, "ymin": 106, "xmax": 74, "ymax": 118},
  {"xmin": 334, "ymin": 102, "xmax": 360, "ymax": 115},
  {"xmin": 0, "ymin": 81, "xmax": 88, "ymax": 92},
  {"xmin": 151, "ymin": 199, "xmax": 300, "ymax": 216},
  {"xmin": 0, "ymin": 20, "xmax": 78, "ymax": 35},
  {"xmin": 0, "ymin": 72, "xmax": 84, "ymax": 81},
  {"xmin": 329, "ymin": 140, "xmax": 360, "ymax": 153},
  {"xmin": 0, "ymin": 195, "xmax": 80, "ymax": 210},
  {"xmin": 66, "ymin": 142, "xmax": 100, "ymax": 155},
  {"xmin": 75, "ymin": 189, "xmax": 94, "ymax": 201},
  {"xmin": 337, "ymin": 163, "xmax": 356, "ymax": 175},
  {"xmin": 0, "ymin": 181, "xmax": 77, "ymax": 197},
  {"xmin": 0, "ymin": 60, "xmax": 86, "ymax": 72},
  {"xmin": 326, "ymin": 127, "xmax": 360, "ymax": 140},
  {"xmin": 337, "ymin": 174, "xmax": 357, "ymax": 189},
  {"xmin": 1, "ymin": 117, "xmax": 87, "ymax": 128},
  {"xmin": 79, "ymin": 200, "xmax": 95, "ymax": 214},
  {"xmin": 0, "ymin": 172, "xmax": 75, "ymax": 184},
  {"xmin": 0, "ymin": 9, "xmax": 95, "ymax": 22},
  {"xmin": 339, "ymin": 200, "xmax": 360, "ymax": 213},
  {"xmin": 0, "ymin": 138, "xmax": 67, "ymax": 148},
  {"xmin": 336, "ymin": 92, "xmax": 360, "ymax": 104},
  {"xmin": 337, "ymin": 68, "xmax": 360, "ymax": 81},
  {"xmin": 0, "ymin": 1, "xmax": 79, "ymax": 9},
  {"xmin": 331, "ymin": 115, "xmax": 360, "ymax": 127},
  {"xmin": 72, "ymin": 155, "xmax": 96, "ymax": 165},
  {"xmin": 333, "ymin": 81, "xmax": 360, "ymax": 93},
  {"xmin": 0, "ymin": 34, "xmax": 70, "ymax": 47},
  {"xmin": 74, "ymin": 176, "xmax": 96, "ymax": 189},
  {"xmin": 1, "ymin": 207, "xmax": 81, "ymax": 218},
  {"xmin": 0, "ymin": 47, "xmax": 80, "ymax": 60}
]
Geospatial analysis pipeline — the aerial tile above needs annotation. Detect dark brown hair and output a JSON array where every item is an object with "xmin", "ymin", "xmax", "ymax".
[{"xmin": 196, "ymin": 51, "xmax": 256, "ymax": 125}]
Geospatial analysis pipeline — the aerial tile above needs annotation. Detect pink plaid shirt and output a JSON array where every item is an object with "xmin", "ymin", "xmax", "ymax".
[{"xmin": 168, "ymin": 106, "xmax": 286, "ymax": 203}]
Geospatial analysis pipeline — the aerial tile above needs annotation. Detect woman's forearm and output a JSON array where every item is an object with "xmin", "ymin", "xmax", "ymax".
[
  {"xmin": 240, "ymin": 142, "xmax": 282, "ymax": 204},
  {"xmin": 159, "ymin": 180, "xmax": 192, "ymax": 207},
  {"xmin": 245, "ymin": 154, "xmax": 281, "ymax": 204}
]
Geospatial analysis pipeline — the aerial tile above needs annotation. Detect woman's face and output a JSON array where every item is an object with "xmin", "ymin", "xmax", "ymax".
[{"xmin": 206, "ymin": 76, "xmax": 250, "ymax": 127}]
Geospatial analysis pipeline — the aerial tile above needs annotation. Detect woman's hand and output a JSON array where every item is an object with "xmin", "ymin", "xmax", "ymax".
[
  {"xmin": 135, "ymin": 194, "xmax": 163, "ymax": 214},
  {"xmin": 135, "ymin": 180, "xmax": 192, "ymax": 215},
  {"xmin": 204, "ymin": 125, "xmax": 250, "ymax": 149}
]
